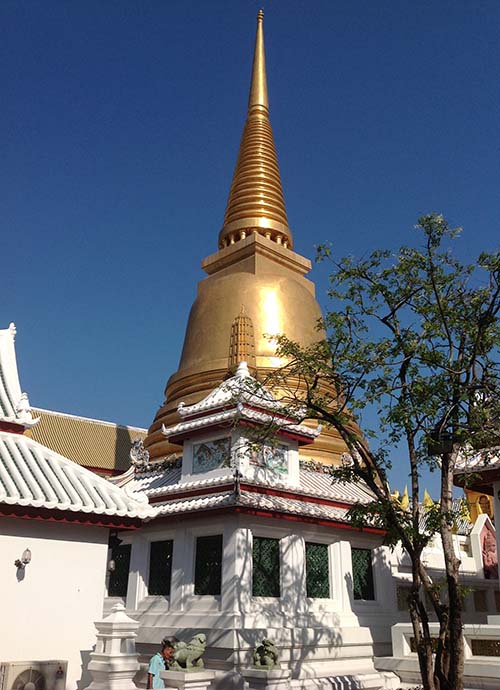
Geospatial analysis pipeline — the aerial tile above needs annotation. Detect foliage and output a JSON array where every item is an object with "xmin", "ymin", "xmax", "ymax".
[{"xmin": 269, "ymin": 214, "xmax": 500, "ymax": 690}]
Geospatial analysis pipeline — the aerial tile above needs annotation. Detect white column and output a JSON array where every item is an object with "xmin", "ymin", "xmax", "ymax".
[
  {"xmin": 126, "ymin": 535, "xmax": 148, "ymax": 611},
  {"xmin": 281, "ymin": 534, "xmax": 307, "ymax": 616},
  {"xmin": 232, "ymin": 526, "xmax": 253, "ymax": 613},
  {"xmin": 332, "ymin": 540, "xmax": 357, "ymax": 621},
  {"xmin": 170, "ymin": 526, "xmax": 188, "ymax": 611},
  {"xmin": 221, "ymin": 521, "xmax": 238, "ymax": 612}
]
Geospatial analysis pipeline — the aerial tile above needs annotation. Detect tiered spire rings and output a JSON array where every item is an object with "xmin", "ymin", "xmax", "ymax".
[{"xmin": 218, "ymin": 10, "xmax": 292, "ymax": 250}]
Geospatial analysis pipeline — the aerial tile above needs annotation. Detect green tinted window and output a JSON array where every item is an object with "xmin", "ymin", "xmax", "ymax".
[
  {"xmin": 306, "ymin": 542, "xmax": 330, "ymax": 598},
  {"xmin": 108, "ymin": 543, "xmax": 131, "ymax": 597},
  {"xmin": 351, "ymin": 547, "xmax": 374, "ymax": 600},
  {"xmin": 252, "ymin": 536, "xmax": 280, "ymax": 597},
  {"xmin": 148, "ymin": 540, "xmax": 173, "ymax": 596},
  {"xmin": 194, "ymin": 534, "xmax": 223, "ymax": 595}
]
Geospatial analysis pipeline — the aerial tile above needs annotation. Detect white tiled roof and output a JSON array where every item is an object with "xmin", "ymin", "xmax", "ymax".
[
  {"xmin": 152, "ymin": 489, "xmax": 349, "ymax": 522},
  {"xmin": 125, "ymin": 463, "xmax": 373, "ymax": 506},
  {"xmin": 153, "ymin": 491, "xmax": 236, "ymax": 515},
  {"xmin": 176, "ymin": 361, "xmax": 289, "ymax": 418},
  {"xmin": 237, "ymin": 491, "xmax": 349, "ymax": 521},
  {"xmin": 0, "ymin": 324, "xmax": 37, "ymax": 428},
  {"xmin": 0, "ymin": 431, "xmax": 154, "ymax": 519},
  {"xmin": 162, "ymin": 405, "xmax": 320, "ymax": 441},
  {"xmin": 454, "ymin": 447, "xmax": 500, "ymax": 474}
]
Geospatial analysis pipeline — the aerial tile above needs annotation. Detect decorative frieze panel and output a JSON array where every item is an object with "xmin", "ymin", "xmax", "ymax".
[
  {"xmin": 192, "ymin": 438, "xmax": 231, "ymax": 474},
  {"xmin": 471, "ymin": 639, "xmax": 500, "ymax": 657}
]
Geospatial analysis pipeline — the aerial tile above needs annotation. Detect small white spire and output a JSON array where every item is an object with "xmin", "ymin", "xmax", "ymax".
[{"xmin": 236, "ymin": 361, "xmax": 250, "ymax": 378}]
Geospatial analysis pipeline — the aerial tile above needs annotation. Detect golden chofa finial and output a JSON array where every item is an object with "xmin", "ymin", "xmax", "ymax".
[{"xmin": 218, "ymin": 10, "xmax": 292, "ymax": 251}]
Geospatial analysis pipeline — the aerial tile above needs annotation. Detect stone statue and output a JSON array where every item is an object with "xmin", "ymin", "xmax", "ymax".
[
  {"xmin": 170, "ymin": 633, "xmax": 207, "ymax": 671},
  {"xmin": 129, "ymin": 439, "xmax": 150, "ymax": 471},
  {"xmin": 253, "ymin": 638, "xmax": 280, "ymax": 669}
]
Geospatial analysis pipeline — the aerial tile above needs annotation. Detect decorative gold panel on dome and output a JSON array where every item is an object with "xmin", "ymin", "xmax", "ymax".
[{"xmin": 228, "ymin": 306, "xmax": 256, "ymax": 370}]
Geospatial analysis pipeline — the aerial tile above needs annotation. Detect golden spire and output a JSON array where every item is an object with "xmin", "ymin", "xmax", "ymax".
[
  {"xmin": 423, "ymin": 489, "xmax": 434, "ymax": 510},
  {"xmin": 218, "ymin": 10, "xmax": 292, "ymax": 250},
  {"xmin": 400, "ymin": 486, "xmax": 410, "ymax": 511}
]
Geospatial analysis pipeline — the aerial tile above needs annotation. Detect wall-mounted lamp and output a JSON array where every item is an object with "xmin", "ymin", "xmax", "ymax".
[{"xmin": 14, "ymin": 548, "xmax": 32, "ymax": 569}]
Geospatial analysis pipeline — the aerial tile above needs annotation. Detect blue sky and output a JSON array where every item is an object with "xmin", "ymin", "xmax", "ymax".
[{"xmin": 3, "ymin": 1, "xmax": 499, "ymax": 492}]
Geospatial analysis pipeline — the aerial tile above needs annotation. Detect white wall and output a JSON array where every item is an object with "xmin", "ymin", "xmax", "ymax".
[
  {"xmin": 119, "ymin": 513, "xmax": 395, "ymax": 651},
  {"xmin": 0, "ymin": 517, "xmax": 109, "ymax": 690}
]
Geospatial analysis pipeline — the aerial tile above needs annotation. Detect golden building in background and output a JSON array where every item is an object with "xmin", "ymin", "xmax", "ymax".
[{"xmin": 145, "ymin": 11, "xmax": 348, "ymax": 466}]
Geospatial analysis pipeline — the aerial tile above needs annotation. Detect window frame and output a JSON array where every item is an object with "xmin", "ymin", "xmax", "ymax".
[
  {"xmin": 305, "ymin": 541, "xmax": 331, "ymax": 599},
  {"xmin": 148, "ymin": 539, "xmax": 174, "ymax": 597},
  {"xmin": 351, "ymin": 546, "xmax": 375, "ymax": 602},
  {"xmin": 194, "ymin": 533, "xmax": 224, "ymax": 596},
  {"xmin": 252, "ymin": 535, "xmax": 281, "ymax": 598}
]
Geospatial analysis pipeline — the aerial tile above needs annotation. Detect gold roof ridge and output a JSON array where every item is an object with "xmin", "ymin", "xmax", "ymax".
[{"xmin": 218, "ymin": 10, "xmax": 293, "ymax": 250}]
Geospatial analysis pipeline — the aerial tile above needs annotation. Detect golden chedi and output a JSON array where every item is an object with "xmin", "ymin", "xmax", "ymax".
[{"xmin": 145, "ymin": 11, "xmax": 348, "ymax": 465}]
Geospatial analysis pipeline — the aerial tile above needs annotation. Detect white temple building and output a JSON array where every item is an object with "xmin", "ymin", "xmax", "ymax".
[
  {"xmin": 0, "ymin": 323, "xmax": 153, "ymax": 690},
  {"xmin": 2, "ymin": 9, "xmax": 500, "ymax": 690}
]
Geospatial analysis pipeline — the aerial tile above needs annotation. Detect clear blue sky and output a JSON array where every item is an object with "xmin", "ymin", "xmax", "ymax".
[{"xmin": 3, "ymin": 1, "xmax": 499, "ymax": 492}]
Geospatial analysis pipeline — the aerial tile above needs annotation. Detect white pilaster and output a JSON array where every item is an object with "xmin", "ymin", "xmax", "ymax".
[
  {"xmin": 126, "ymin": 535, "xmax": 149, "ymax": 611},
  {"xmin": 221, "ymin": 521, "xmax": 239, "ymax": 613},
  {"xmin": 281, "ymin": 534, "xmax": 307, "ymax": 616},
  {"xmin": 170, "ymin": 526, "xmax": 188, "ymax": 611},
  {"xmin": 332, "ymin": 540, "xmax": 354, "ymax": 616},
  {"xmin": 233, "ymin": 526, "xmax": 253, "ymax": 613}
]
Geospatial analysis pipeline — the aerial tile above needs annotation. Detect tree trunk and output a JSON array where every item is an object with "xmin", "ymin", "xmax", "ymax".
[
  {"xmin": 439, "ymin": 451, "xmax": 465, "ymax": 690},
  {"xmin": 409, "ymin": 561, "xmax": 437, "ymax": 690}
]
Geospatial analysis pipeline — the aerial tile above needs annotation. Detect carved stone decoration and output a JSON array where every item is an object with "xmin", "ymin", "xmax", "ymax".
[
  {"xmin": 129, "ymin": 439, "xmax": 150, "ymax": 471},
  {"xmin": 169, "ymin": 634, "xmax": 207, "ymax": 672},
  {"xmin": 253, "ymin": 638, "xmax": 280, "ymax": 670},
  {"xmin": 480, "ymin": 520, "xmax": 499, "ymax": 579}
]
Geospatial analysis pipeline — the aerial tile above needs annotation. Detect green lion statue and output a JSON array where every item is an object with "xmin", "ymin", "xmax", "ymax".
[
  {"xmin": 170, "ymin": 633, "xmax": 207, "ymax": 672},
  {"xmin": 253, "ymin": 638, "xmax": 280, "ymax": 669}
]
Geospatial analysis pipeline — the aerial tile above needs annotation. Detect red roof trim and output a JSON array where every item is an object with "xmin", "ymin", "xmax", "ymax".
[
  {"xmin": 454, "ymin": 468, "xmax": 500, "ymax": 491},
  {"xmin": 0, "ymin": 503, "xmax": 141, "ymax": 529},
  {"xmin": 233, "ymin": 506, "xmax": 386, "ymax": 534},
  {"xmin": 149, "ymin": 483, "xmax": 234, "ymax": 503},
  {"xmin": 150, "ymin": 504, "xmax": 385, "ymax": 535},
  {"xmin": 149, "ymin": 481, "xmax": 354, "ymax": 510},
  {"xmin": 0, "ymin": 421, "xmax": 25, "ymax": 434},
  {"xmin": 239, "ymin": 483, "xmax": 353, "ymax": 510}
]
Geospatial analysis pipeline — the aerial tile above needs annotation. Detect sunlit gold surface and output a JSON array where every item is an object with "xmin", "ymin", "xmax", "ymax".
[
  {"xmin": 145, "ymin": 235, "xmax": 349, "ymax": 464},
  {"xmin": 144, "ymin": 13, "xmax": 349, "ymax": 465},
  {"xmin": 219, "ymin": 10, "xmax": 292, "ymax": 250}
]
